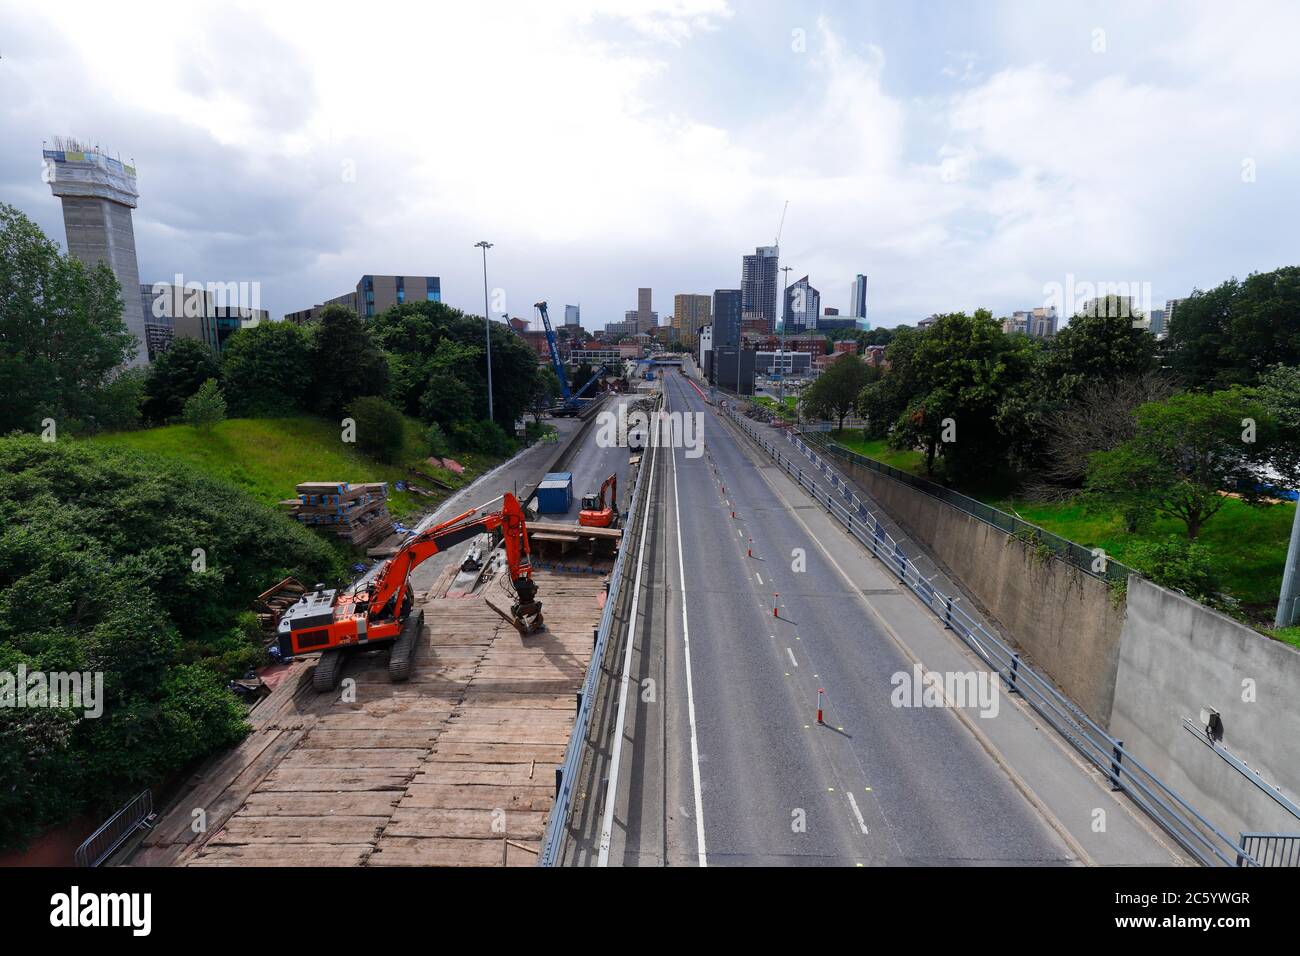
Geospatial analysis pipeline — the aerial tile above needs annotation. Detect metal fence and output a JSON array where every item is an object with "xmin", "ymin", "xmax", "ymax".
[
  {"xmin": 75, "ymin": 790, "xmax": 153, "ymax": 867},
  {"xmin": 538, "ymin": 399, "xmax": 658, "ymax": 866},
  {"xmin": 1238, "ymin": 833, "xmax": 1300, "ymax": 867},
  {"xmin": 725, "ymin": 406, "xmax": 1256, "ymax": 867},
  {"xmin": 799, "ymin": 430, "xmax": 1135, "ymax": 588}
]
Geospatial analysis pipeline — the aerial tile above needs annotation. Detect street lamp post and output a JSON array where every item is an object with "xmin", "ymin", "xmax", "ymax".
[
  {"xmin": 779, "ymin": 265, "xmax": 792, "ymax": 408},
  {"xmin": 475, "ymin": 240, "xmax": 495, "ymax": 422}
]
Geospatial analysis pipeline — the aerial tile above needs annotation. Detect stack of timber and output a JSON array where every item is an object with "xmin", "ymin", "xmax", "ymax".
[
  {"xmin": 280, "ymin": 481, "xmax": 394, "ymax": 548},
  {"xmin": 251, "ymin": 577, "xmax": 306, "ymax": 638}
]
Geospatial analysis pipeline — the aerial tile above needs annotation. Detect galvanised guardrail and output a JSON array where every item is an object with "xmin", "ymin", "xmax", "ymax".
[
  {"xmin": 1238, "ymin": 833, "xmax": 1300, "ymax": 867},
  {"xmin": 538, "ymin": 397, "xmax": 659, "ymax": 866},
  {"xmin": 76, "ymin": 790, "xmax": 153, "ymax": 867},
  {"xmin": 799, "ymin": 430, "xmax": 1135, "ymax": 588},
  {"xmin": 724, "ymin": 405, "xmax": 1256, "ymax": 868}
]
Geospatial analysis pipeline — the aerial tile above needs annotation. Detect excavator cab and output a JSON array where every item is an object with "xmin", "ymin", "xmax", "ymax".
[{"xmin": 579, "ymin": 474, "xmax": 618, "ymax": 528}]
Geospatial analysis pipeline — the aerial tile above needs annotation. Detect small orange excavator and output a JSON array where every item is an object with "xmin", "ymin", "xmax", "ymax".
[
  {"xmin": 578, "ymin": 474, "xmax": 619, "ymax": 528},
  {"xmin": 277, "ymin": 492, "xmax": 544, "ymax": 692}
]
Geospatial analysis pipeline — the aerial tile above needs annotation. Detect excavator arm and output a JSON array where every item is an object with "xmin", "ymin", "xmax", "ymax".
[{"xmin": 367, "ymin": 492, "xmax": 539, "ymax": 628}]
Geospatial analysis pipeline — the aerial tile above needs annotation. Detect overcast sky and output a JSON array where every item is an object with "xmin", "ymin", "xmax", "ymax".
[{"xmin": 2, "ymin": 0, "xmax": 1298, "ymax": 330}]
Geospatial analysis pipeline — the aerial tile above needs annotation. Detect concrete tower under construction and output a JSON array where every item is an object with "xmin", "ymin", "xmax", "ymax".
[{"xmin": 43, "ymin": 138, "xmax": 149, "ymax": 367}]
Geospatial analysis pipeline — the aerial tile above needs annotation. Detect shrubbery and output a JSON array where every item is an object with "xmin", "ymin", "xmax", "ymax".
[
  {"xmin": 0, "ymin": 436, "xmax": 344, "ymax": 849},
  {"xmin": 451, "ymin": 419, "xmax": 515, "ymax": 456},
  {"xmin": 346, "ymin": 396, "xmax": 407, "ymax": 463}
]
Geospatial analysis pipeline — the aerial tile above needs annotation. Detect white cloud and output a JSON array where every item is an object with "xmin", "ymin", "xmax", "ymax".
[{"xmin": 2, "ymin": 0, "xmax": 1298, "ymax": 327}]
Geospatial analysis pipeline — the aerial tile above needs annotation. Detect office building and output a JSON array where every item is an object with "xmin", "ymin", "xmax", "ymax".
[
  {"xmin": 712, "ymin": 288, "xmax": 742, "ymax": 349},
  {"xmin": 673, "ymin": 293, "xmax": 712, "ymax": 345},
  {"xmin": 564, "ymin": 304, "xmax": 581, "ymax": 327},
  {"xmin": 43, "ymin": 139, "xmax": 149, "ymax": 367},
  {"xmin": 713, "ymin": 346, "xmax": 756, "ymax": 395},
  {"xmin": 286, "ymin": 275, "xmax": 441, "ymax": 323},
  {"xmin": 742, "ymin": 246, "xmax": 779, "ymax": 331},
  {"xmin": 849, "ymin": 273, "xmax": 869, "ymax": 319},
  {"xmin": 633, "ymin": 288, "xmax": 658, "ymax": 333},
  {"xmin": 140, "ymin": 283, "xmax": 221, "ymax": 356},
  {"xmin": 1148, "ymin": 308, "xmax": 1167, "ymax": 337},
  {"xmin": 783, "ymin": 275, "xmax": 820, "ymax": 332}
]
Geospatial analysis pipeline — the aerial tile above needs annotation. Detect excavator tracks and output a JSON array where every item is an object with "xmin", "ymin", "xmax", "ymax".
[
  {"xmin": 387, "ymin": 609, "xmax": 424, "ymax": 682},
  {"xmin": 312, "ymin": 647, "xmax": 345, "ymax": 692}
]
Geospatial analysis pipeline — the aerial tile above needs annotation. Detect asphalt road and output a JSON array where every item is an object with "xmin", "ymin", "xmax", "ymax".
[{"xmin": 603, "ymin": 370, "xmax": 1077, "ymax": 865}]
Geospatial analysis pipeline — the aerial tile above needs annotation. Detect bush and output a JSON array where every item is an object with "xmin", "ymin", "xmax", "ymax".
[
  {"xmin": 451, "ymin": 419, "xmax": 515, "ymax": 456},
  {"xmin": 142, "ymin": 338, "xmax": 221, "ymax": 424},
  {"xmin": 221, "ymin": 320, "xmax": 313, "ymax": 416},
  {"xmin": 346, "ymin": 396, "xmax": 407, "ymax": 463},
  {"xmin": 1127, "ymin": 536, "xmax": 1227, "ymax": 609},
  {"xmin": 426, "ymin": 421, "xmax": 450, "ymax": 459},
  {"xmin": 184, "ymin": 378, "xmax": 227, "ymax": 432},
  {"xmin": 0, "ymin": 435, "xmax": 343, "ymax": 849}
]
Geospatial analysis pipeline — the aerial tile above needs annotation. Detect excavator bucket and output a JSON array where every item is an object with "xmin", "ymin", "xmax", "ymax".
[{"xmin": 485, "ymin": 574, "xmax": 545, "ymax": 635}]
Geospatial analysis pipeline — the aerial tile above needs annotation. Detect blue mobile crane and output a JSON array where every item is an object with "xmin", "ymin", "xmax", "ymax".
[{"xmin": 534, "ymin": 300, "xmax": 607, "ymax": 417}]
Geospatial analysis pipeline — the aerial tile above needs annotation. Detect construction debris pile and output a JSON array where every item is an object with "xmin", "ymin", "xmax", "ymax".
[
  {"xmin": 251, "ymin": 576, "xmax": 307, "ymax": 638},
  {"xmin": 280, "ymin": 481, "xmax": 394, "ymax": 548}
]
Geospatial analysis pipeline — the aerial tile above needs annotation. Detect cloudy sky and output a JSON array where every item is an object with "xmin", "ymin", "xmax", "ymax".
[{"xmin": 2, "ymin": 0, "xmax": 1297, "ymax": 330}]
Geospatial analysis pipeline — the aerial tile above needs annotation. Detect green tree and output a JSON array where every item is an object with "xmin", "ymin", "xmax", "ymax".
[
  {"xmin": 1126, "ymin": 536, "xmax": 1227, "ymax": 610},
  {"xmin": 1040, "ymin": 302, "xmax": 1157, "ymax": 398},
  {"xmin": 220, "ymin": 320, "xmax": 313, "ymax": 416},
  {"xmin": 370, "ymin": 301, "xmax": 538, "ymax": 428},
  {"xmin": 885, "ymin": 311, "xmax": 1038, "ymax": 479},
  {"xmin": 0, "ymin": 203, "xmax": 138, "ymax": 434},
  {"xmin": 1168, "ymin": 266, "xmax": 1300, "ymax": 389},
  {"xmin": 346, "ymin": 395, "xmax": 406, "ymax": 463},
  {"xmin": 1086, "ymin": 388, "xmax": 1278, "ymax": 538},
  {"xmin": 309, "ymin": 304, "xmax": 389, "ymax": 418},
  {"xmin": 1256, "ymin": 364, "xmax": 1300, "ymax": 487},
  {"xmin": 801, "ymin": 353, "xmax": 868, "ymax": 430},
  {"xmin": 143, "ymin": 338, "xmax": 221, "ymax": 423},
  {"xmin": 183, "ymin": 378, "xmax": 227, "ymax": 432},
  {"xmin": 531, "ymin": 367, "xmax": 561, "ymax": 421}
]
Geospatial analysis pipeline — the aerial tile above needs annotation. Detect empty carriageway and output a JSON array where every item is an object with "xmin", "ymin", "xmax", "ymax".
[{"xmin": 594, "ymin": 369, "xmax": 1183, "ymax": 867}]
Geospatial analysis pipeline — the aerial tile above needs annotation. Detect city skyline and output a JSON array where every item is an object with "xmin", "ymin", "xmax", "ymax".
[{"xmin": 3, "ymin": 2, "xmax": 1298, "ymax": 330}]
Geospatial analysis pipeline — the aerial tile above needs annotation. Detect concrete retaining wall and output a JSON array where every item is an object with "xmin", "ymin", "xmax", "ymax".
[
  {"xmin": 1110, "ymin": 577, "xmax": 1300, "ymax": 838},
  {"xmin": 829, "ymin": 454, "xmax": 1125, "ymax": 724}
]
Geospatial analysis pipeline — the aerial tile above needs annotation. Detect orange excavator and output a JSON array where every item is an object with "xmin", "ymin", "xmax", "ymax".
[
  {"xmin": 276, "ymin": 492, "xmax": 544, "ymax": 692},
  {"xmin": 579, "ymin": 474, "xmax": 618, "ymax": 528}
]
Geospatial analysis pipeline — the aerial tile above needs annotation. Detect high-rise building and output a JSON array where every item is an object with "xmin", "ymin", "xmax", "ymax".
[
  {"xmin": 140, "ymin": 283, "xmax": 221, "ymax": 356},
  {"xmin": 742, "ymin": 246, "xmax": 779, "ymax": 332},
  {"xmin": 849, "ymin": 273, "xmax": 868, "ymax": 319},
  {"xmin": 564, "ymin": 304, "xmax": 581, "ymax": 327},
  {"xmin": 712, "ymin": 288, "xmax": 742, "ymax": 348},
  {"xmin": 673, "ymin": 293, "xmax": 711, "ymax": 345},
  {"xmin": 1148, "ymin": 308, "xmax": 1167, "ymax": 337},
  {"xmin": 286, "ymin": 275, "xmax": 441, "ymax": 322},
  {"xmin": 43, "ymin": 139, "xmax": 148, "ymax": 367},
  {"xmin": 783, "ymin": 275, "xmax": 820, "ymax": 332},
  {"xmin": 635, "ymin": 287, "xmax": 658, "ymax": 333}
]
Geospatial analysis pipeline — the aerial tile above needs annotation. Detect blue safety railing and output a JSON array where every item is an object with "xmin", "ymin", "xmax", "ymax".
[{"xmin": 724, "ymin": 405, "xmax": 1257, "ymax": 868}]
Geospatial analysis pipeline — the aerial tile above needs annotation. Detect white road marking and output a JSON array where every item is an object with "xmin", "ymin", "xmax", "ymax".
[
  {"xmin": 597, "ymin": 404, "xmax": 660, "ymax": 867},
  {"xmin": 672, "ymin": 392, "xmax": 708, "ymax": 867},
  {"xmin": 755, "ymin": 572, "xmax": 763, "ymax": 586},
  {"xmin": 846, "ymin": 791, "xmax": 870, "ymax": 835},
  {"xmin": 786, "ymin": 647, "xmax": 798, "ymax": 668}
]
